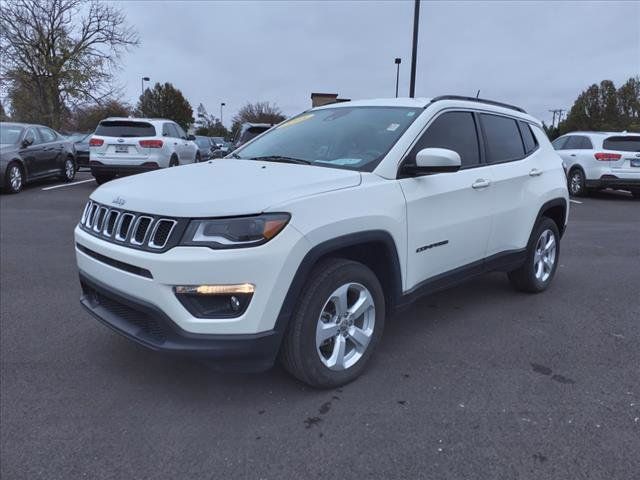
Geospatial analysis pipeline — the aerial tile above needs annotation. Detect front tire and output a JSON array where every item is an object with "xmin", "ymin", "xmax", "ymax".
[
  {"xmin": 280, "ymin": 258, "xmax": 385, "ymax": 388},
  {"xmin": 4, "ymin": 162, "xmax": 24, "ymax": 194},
  {"xmin": 568, "ymin": 168, "xmax": 587, "ymax": 197},
  {"xmin": 508, "ymin": 217, "xmax": 560, "ymax": 293}
]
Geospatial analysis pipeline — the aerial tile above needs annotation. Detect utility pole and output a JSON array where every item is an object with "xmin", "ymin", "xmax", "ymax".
[
  {"xmin": 394, "ymin": 58, "xmax": 401, "ymax": 97},
  {"xmin": 409, "ymin": 0, "xmax": 420, "ymax": 98},
  {"xmin": 548, "ymin": 109, "xmax": 565, "ymax": 128}
]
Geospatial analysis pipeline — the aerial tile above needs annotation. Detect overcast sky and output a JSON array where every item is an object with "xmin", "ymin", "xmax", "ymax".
[{"xmin": 115, "ymin": 0, "xmax": 640, "ymax": 126}]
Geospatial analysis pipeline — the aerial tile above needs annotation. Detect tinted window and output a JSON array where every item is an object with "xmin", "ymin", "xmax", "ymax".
[
  {"xmin": 481, "ymin": 114, "xmax": 525, "ymax": 162},
  {"xmin": 95, "ymin": 121, "xmax": 156, "ymax": 137},
  {"xmin": 24, "ymin": 128, "xmax": 39, "ymax": 145},
  {"xmin": 38, "ymin": 127, "xmax": 57, "ymax": 143},
  {"xmin": 603, "ymin": 136, "xmax": 640, "ymax": 152},
  {"xmin": 564, "ymin": 135, "xmax": 592, "ymax": 150},
  {"xmin": 518, "ymin": 121, "xmax": 538, "ymax": 154},
  {"xmin": 409, "ymin": 111, "xmax": 480, "ymax": 167},
  {"xmin": 195, "ymin": 137, "xmax": 211, "ymax": 148},
  {"xmin": 552, "ymin": 137, "xmax": 568, "ymax": 150},
  {"xmin": 240, "ymin": 126, "xmax": 271, "ymax": 144}
]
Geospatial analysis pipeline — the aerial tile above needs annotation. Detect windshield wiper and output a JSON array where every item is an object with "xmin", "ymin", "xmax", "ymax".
[
  {"xmin": 229, "ymin": 152, "xmax": 243, "ymax": 158},
  {"xmin": 249, "ymin": 155, "xmax": 311, "ymax": 165}
]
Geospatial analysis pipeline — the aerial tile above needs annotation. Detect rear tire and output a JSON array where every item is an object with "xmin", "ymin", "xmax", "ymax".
[
  {"xmin": 568, "ymin": 168, "xmax": 587, "ymax": 197},
  {"xmin": 195, "ymin": 152, "xmax": 201, "ymax": 163},
  {"xmin": 59, "ymin": 157, "xmax": 76, "ymax": 182},
  {"xmin": 631, "ymin": 189, "xmax": 640, "ymax": 199},
  {"xmin": 508, "ymin": 217, "xmax": 560, "ymax": 293},
  {"xmin": 280, "ymin": 258, "xmax": 385, "ymax": 388},
  {"xmin": 169, "ymin": 155, "xmax": 179, "ymax": 167},
  {"xmin": 93, "ymin": 173, "xmax": 115, "ymax": 185}
]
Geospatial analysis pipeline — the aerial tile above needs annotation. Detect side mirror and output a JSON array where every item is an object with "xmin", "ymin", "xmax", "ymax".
[
  {"xmin": 402, "ymin": 148, "xmax": 461, "ymax": 176},
  {"xmin": 22, "ymin": 137, "xmax": 34, "ymax": 148},
  {"xmin": 187, "ymin": 134, "xmax": 196, "ymax": 141}
]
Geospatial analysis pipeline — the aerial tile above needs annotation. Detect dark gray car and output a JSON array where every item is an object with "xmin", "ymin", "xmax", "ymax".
[{"xmin": 1, "ymin": 122, "xmax": 76, "ymax": 194}]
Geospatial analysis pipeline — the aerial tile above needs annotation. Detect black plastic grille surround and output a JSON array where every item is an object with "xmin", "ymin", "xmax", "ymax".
[{"xmin": 79, "ymin": 200, "xmax": 188, "ymax": 253}]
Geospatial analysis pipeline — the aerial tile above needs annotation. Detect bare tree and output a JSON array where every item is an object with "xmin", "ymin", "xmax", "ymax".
[
  {"xmin": 0, "ymin": 0, "xmax": 139, "ymax": 129},
  {"xmin": 231, "ymin": 101, "xmax": 286, "ymax": 139}
]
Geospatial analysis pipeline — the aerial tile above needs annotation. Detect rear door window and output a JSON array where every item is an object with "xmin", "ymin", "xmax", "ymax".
[
  {"xmin": 37, "ymin": 127, "xmax": 57, "ymax": 143},
  {"xmin": 480, "ymin": 114, "xmax": 525, "ymax": 163},
  {"xmin": 603, "ymin": 136, "xmax": 640, "ymax": 152},
  {"xmin": 564, "ymin": 135, "xmax": 592, "ymax": 150},
  {"xmin": 409, "ymin": 111, "xmax": 481, "ymax": 168},
  {"xmin": 95, "ymin": 121, "xmax": 156, "ymax": 138},
  {"xmin": 518, "ymin": 121, "xmax": 538, "ymax": 154}
]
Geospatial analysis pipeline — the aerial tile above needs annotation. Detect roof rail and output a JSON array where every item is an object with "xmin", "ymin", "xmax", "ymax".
[{"xmin": 429, "ymin": 95, "xmax": 527, "ymax": 114}]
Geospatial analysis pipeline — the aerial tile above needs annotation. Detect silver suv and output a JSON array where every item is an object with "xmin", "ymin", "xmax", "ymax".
[
  {"xmin": 553, "ymin": 131, "xmax": 640, "ymax": 198},
  {"xmin": 89, "ymin": 118, "xmax": 199, "ymax": 185}
]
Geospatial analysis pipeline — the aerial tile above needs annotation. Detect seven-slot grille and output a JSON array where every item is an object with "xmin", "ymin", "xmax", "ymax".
[{"xmin": 80, "ymin": 200, "xmax": 178, "ymax": 251}]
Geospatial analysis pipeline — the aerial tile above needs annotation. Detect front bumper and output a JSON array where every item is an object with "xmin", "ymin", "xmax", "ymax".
[{"xmin": 80, "ymin": 272, "xmax": 280, "ymax": 371}]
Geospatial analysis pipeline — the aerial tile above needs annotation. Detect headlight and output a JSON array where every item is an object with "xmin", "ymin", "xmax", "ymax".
[{"xmin": 180, "ymin": 213, "xmax": 290, "ymax": 248}]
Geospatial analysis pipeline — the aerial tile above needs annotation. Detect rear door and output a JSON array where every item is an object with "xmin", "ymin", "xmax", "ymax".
[
  {"xmin": 603, "ymin": 135, "xmax": 640, "ymax": 178},
  {"xmin": 174, "ymin": 124, "xmax": 195, "ymax": 163},
  {"xmin": 399, "ymin": 110, "xmax": 494, "ymax": 288},
  {"xmin": 560, "ymin": 135, "xmax": 595, "ymax": 177},
  {"xmin": 93, "ymin": 120, "xmax": 156, "ymax": 165}
]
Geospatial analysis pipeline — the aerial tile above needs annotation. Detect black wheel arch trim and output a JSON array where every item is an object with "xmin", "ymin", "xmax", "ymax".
[
  {"xmin": 535, "ymin": 197, "xmax": 568, "ymax": 237},
  {"xmin": 273, "ymin": 230, "xmax": 403, "ymax": 338}
]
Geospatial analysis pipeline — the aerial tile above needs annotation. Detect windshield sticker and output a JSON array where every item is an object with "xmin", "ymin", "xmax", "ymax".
[
  {"xmin": 278, "ymin": 114, "xmax": 314, "ymax": 128},
  {"xmin": 407, "ymin": 111, "xmax": 416, "ymax": 117},
  {"xmin": 316, "ymin": 158, "xmax": 362, "ymax": 166},
  {"xmin": 387, "ymin": 123, "xmax": 400, "ymax": 132}
]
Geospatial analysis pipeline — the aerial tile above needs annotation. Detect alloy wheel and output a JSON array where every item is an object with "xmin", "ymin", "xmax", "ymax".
[
  {"xmin": 65, "ymin": 159, "xmax": 74, "ymax": 179},
  {"xmin": 9, "ymin": 165, "xmax": 22, "ymax": 191},
  {"xmin": 316, "ymin": 282, "xmax": 375, "ymax": 371},
  {"xmin": 570, "ymin": 172, "xmax": 582, "ymax": 195},
  {"xmin": 534, "ymin": 229, "xmax": 556, "ymax": 282}
]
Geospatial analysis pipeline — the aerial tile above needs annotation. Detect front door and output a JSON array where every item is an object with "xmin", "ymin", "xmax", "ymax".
[
  {"xmin": 398, "ymin": 110, "xmax": 494, "ymax": 290},
  {"xmin": 19, "ymin": 128, "xmax": 48, "ymax": 177}
]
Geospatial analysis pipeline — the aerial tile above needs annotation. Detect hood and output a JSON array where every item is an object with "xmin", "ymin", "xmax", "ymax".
[{"xmin": 91, "ymin": 159, "xmax": 361, "ymax": 217}]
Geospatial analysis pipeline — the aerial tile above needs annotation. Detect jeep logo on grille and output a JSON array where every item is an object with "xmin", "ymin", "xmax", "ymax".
[{"xmin": 112, "ymin": 196, "xmax": 126, "ymax": 206}]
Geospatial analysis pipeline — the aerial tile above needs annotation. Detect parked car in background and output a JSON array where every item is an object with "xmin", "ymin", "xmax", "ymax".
[
  {"xmin": 211, "ymin": 137, "xmax": 225, "ymax": 148},
  {"xmin": 553, "ymin": 131, "xmax": 640, "ymax": 198},
  {"xmin": 233, "ymin": 122, "xmax": 274, "ymax": 149},
  {"xmin": 194, "ymin": 135, "xmax": 216, "ymax": 161},
  {"xmin": 1, "ymin": 122, "xmax": 76, "ymax": 194},
  {"xmin": 75, "ymin": 96, "xmax": 568, "ymax": 387},
  {"xmin": 89, "ymin": 118, "xmax": 200, "ymax": 185},
  {"xmin": 67, "ymin": 132, "xmax": 92, "ymax": 170}
]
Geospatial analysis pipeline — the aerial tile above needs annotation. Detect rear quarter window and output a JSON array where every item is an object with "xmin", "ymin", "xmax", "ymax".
[
  {"xmin": 603, "ymin": 136, "xmax": 640, "ymax": 152},
  {"xmin": 480, "ymin": 114, "xmax": 525, "ymax": 163},
  {"xmin": 95, "ymin": 121, "xmax": 156, "ymax": 138},
  {"xmin": 518, "ymin": 121, "xmax": 538, "ymax": 154}
]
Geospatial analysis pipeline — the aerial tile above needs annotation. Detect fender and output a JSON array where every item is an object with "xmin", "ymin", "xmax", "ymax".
[
  {"xmin": 273, "ymin": 230, "xmax": 403, "ymax": 336},
  {"xmin": 535, "ymin": 197, "xmax": 568, "ymax": 237}
]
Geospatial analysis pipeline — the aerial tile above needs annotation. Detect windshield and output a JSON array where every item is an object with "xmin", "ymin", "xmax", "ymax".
[
  {"xmin": 235, "ymin": 106, "xmax": 422, "ymax": 171},
  {"xmin": 0, "ymin": 125, "xmax": 24, "ymax": 145}
]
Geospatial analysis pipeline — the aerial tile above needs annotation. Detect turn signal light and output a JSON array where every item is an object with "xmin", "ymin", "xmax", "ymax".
[
  {"xmin": 89, "ymin": 138, "xmax": 104, "ymax": 147},
  {"xmin": 139, "ymin": 139, "xmax": 163, "ymax": 148},
  {"xmin": 594, "ymin": 152, "xmax": 621, "ymax": 161},
  {"xmin": 175, "ymin": 284, "xmax": 255, "ymax": 295}
]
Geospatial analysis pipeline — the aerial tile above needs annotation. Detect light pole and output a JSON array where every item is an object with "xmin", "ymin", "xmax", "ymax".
[
  {"xmin": 394, "ymin": 58, "xmax": 401, "ymax": 98},
  {"xmin": 409, "ymin": 0, "xmax": 420, "ymax": 98},
  {"xmin": 141, "ymin": 76, "xmax": 150, "ymax": 97},
  {"xmin": 220, "ymin": 102, "xmax": 226, "ymax": 126}
]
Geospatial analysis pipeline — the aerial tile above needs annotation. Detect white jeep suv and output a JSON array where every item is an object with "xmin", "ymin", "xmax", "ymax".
[
  {"xmin": 552, "ymin": 131, "xmax": 640, "ymax": 198},
  {"xmin": 89, "ymin": 117, "xmax": 200, "ymax": 185},
  {"xmin": 75, "ymin": 96, "xmax": 569, "ymax": 388}
]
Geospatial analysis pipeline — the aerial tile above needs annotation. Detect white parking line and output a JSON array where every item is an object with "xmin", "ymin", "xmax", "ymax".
[
  {"xmin": 42, "ymin": 179, "xmax": 94, "ymax": 191},
  {"xmin": 569, "ymin": 199, "xmax": 583, "ymax": 204}
]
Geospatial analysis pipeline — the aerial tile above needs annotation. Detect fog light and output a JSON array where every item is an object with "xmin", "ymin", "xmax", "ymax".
[{"xmin": 174, "ymin": 284, "xmax": 254, "ymax": 318}]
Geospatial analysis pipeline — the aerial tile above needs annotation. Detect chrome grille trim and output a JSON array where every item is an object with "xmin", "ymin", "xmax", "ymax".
[
  {"xmin": 115, "ymin": 213, "xmax": 135, "ymax": 242},
  {"xmin": 81, "ymin": 201, "xmax": 92, "ymax": 224},
  {"xmin": 93, "ymin": 207, "xmax": 108, "ymax": 232},
  {"xmin": 103, "ymin": 210, "xmax": 120, "ymax": 237},
  {"xmin": 148, "ymin": 219, "xmax": 177, "ymax": 249},
  {"xmin": 86, "ymin": 203, "xmax": 99, "ymax": 228},
  {"xmin": 130, "ymin": 216, "xmax": 154, "ymax": 245}
]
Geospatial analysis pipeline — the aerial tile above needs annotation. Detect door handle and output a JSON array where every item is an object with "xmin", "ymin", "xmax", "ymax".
[
  {"xmin": 472, "ymin": 178, "xmax": 491, "ymax": 189},
  {"xmin": 529, "ymin": 168, "xmax": 543, "ymax": 177}
]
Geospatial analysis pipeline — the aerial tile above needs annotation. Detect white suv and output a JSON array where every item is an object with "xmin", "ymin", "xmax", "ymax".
[
  {"xmin": 552, "ymin": 131, "xmax": 640, "ymax": 198},
  {"xmin": 75, "ymin": 96, "xmax": 569, "ymax": 388},
  {"xmin": 89, "ymin": 117, "xmax": 200, "ymax": 184}
]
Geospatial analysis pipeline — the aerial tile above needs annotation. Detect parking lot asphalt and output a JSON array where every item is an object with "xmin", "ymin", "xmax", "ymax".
[{"xmin": 1, "ymin": 173, "xmax": 639, "ymax": 480}]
